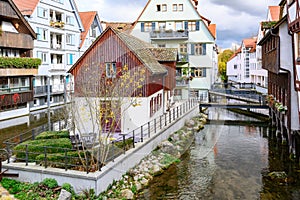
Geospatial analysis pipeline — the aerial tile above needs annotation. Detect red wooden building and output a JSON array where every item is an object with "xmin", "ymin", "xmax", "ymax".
[{"xmin": 68, "ymin": 27, "xmax": 177, "ymax": 134}]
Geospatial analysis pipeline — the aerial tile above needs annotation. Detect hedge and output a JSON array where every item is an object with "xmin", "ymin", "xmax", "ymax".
[
  {"xmin": 14, "ymin": 138, "xmax": 72, "ymax": 161},
  {"xmin": 0, "ymin": 57, "xmax": 41, "ymax": 69},
  {"xmin": 35, "ymin": 130, "xmax": 70, "ymax": 140},
  {"xmin": 35, "ymin": 151, "xmax": 92, "ymax": 169}
]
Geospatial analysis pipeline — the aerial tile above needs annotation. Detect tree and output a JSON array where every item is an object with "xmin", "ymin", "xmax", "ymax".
[
  {"xmin": 218, "ymin": 49, "xmax": 234, "ymax": 82},
  {"xmin": 68, "ymin": 63, "xmax": 146, "ymax": 171}
]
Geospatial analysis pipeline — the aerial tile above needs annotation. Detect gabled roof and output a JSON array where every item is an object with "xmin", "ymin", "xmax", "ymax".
[
  {"xmin": 243, "ymin": 38, "xmax": 257, "ymax": 49},
  {"xmin": 13, "ymin": 0, "xmax": 39, "ymax": 16},
  {"xmin": 69, "ymin": 27, "xmax": 168, "ymax": 75},
  {"xmin": 5, "ymin": 0, "xmax": 36, "ymax": 38},
  {"xmin": 269, "ymin": 6, "xmax": 280, "ymax": 21},
  {"xmin": 79, "ymin": 11, "xmax": 98, "ymax": 48}
]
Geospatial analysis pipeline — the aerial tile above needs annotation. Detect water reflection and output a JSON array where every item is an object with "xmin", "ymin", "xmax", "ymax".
[
  {"xmin": 138, "ymin": 109, "xmax": 300, "ymax": 200},
  {"xmin": 0, "ymin": 107, "xmax": 67, "ymax": 148}
]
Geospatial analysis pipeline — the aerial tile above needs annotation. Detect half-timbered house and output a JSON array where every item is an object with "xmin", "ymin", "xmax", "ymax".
[
  {"xmin": 68, "ymin": 27, "xmax": 177, "ymax": 135},
  {"xmin": 259, "ymin": 0, "xmax": 300, "ymax": 158}
]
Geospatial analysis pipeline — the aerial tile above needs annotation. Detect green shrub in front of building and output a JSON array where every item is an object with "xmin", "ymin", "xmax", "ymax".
[
  {"xmin": 14, "ymin": 138, "xmax": 72, "ymax": 161},
  {"xmin": 35, "ymin": 130, "xmax": 69, "ymax": 140}
]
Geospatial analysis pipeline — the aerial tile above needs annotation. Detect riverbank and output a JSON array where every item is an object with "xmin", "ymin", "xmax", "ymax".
[{"xmin": 98, "ymin": 113, "xmax": 207, "ymax": 199}]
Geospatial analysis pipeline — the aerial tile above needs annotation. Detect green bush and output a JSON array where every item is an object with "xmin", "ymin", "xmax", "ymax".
[
  {"xmin": 35, "ymin": 130, "xmax": 69, "ymax": 140},
  {"xmin": 41, "ymin": 178, "xmax": 58, "ymax": 189},
  {"xmin": 0, "ymin": 57, "xmax": 41, "ymax": 69},
  {"xmin": 35, "ymin": 151, "xmax": 89, "ymax": 168},
  {"xmin": 14, "ymin": 138, "xmax": 72, "ymax": 161}
]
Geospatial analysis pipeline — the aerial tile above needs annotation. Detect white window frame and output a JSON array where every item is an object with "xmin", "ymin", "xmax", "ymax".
[
  {"xmin": 37, "ymin": 51, "xmax": 47, "ymax": 63},
  {"xmin": 66, "ymin": 16, "xmax": 75, "ymax": 25},
  {"xmin": 66, "ymin": 34, "xmax": 75, "ymax": 45},
  {"xmin": 162, "ymin": 4, "xmax": 167, "ymax": 12},
  {"xmin": 173, "ymin": 4, "xmax": 177, "ymax": 11},
  {"xmin": 178, "ymin": 4, "xmax": 183, "ymax": 11},
  {"xmin": 37, "ymin": 7, "xmax": 48, "ymax": 18},
  {"xmin": 37, "ymin": 27, "xmax": 47, "ymax": 41}
]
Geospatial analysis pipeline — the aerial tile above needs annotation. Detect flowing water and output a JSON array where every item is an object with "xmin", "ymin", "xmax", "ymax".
[{"xmin": 137, "ymin": 108, "xmax": 300, "ymax": 200}]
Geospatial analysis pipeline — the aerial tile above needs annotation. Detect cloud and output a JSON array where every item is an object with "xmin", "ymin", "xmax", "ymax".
[{"xmin": 76, "ymin": 0, "xmax": 281, "ymax": 49}]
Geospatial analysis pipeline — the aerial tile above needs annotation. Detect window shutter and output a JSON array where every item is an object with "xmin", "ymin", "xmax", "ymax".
[
  {"xmin": 141, "ymin": 22, "xmax": 145, "ymax": 32},
  {"xmin": 203, "ymin": 68, "xmax": 206, "ymax": 77},
  {"xmin": 152, "ymin": 22, "xmax": 156, "ymax": 30},
  {"xmin": 203, "ymin": 44, "xmax": 206, "ymax": 55},
  {"xmin": 190, "ymin": 44, "xmax": 195, "ymax": 55},
  {"xmin": 196, "ymin": 21, "xmax": 200, "ymax": 31},
  {"xmin": 184, "ymin": 21, "xmax": 188, "ymax": 30}
]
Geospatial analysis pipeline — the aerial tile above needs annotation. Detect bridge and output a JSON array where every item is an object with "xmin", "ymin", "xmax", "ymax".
[{"xmin": 199, "ymin": 84, "xmax": 269, "ymax": 111}]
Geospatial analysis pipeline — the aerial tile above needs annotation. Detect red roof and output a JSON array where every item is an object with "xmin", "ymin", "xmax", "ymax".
[
  {"xmin": 13, "ymin": 0, "xmax": 39, "ymax": 16},
  {"xmin": 208, "ymin": 24, "xmax": 217, "ymax": 39},
  {"xmin": 79, "ymin": 11, "xmax": 97, "ymax": 48}
]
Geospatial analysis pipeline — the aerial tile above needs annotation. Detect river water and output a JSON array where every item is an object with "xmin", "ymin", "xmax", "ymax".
[{"xmin": 137, "ymin": 108, "xmax": 300, "ymax": 200}]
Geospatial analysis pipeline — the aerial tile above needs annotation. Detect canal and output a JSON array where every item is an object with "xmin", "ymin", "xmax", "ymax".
[{"xmin": 137, "ymin": 108, "xmax": 300, "ymax": 200}]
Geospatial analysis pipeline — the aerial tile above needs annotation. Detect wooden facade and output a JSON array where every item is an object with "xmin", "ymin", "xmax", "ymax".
[
  {"xmin": 287, "ymin": 0, "xmax": 300, "ymax": 33},
  {"xmin": 261, "ymin": 32, "xmax": 280, "ymax": 74},
  {"xmin": 0, "ymin": 0, "xmax": 37, "ymax": 111}
]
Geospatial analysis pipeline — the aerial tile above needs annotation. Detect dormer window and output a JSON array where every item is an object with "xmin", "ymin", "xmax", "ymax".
[{"xmin": 156, "ymin": 5, "xmax": 161, "ymax": 11}]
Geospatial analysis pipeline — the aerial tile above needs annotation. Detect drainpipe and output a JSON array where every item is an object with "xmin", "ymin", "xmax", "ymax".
[{"xmin": 47, "ymin": 75, "xmax": 51, "ymax": 109}]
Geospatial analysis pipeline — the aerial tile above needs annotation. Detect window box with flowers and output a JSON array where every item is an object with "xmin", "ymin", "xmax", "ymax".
[{"xmin": 266, "ymin": 94, "xmax": 275, "ymax": 105}]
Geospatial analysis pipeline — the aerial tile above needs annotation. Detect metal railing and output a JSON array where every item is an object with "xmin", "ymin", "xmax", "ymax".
[{"xmin": 3, "ymin": 99, "xmax": 198, "ymax": 173}]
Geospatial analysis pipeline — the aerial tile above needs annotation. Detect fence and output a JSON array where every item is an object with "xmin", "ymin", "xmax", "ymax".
[{"xmin": 3, "ymin": 99, "xmax": 198, "ymax": 173}]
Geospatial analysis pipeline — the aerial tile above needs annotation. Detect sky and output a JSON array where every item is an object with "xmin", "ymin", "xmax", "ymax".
[{"xmin": 76, "ymin": 0, "xmax": 281, "ymax": 50}]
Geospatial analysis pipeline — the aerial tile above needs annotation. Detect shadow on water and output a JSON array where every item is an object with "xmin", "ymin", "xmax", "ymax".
[{"xmin": 137, "ymin": 108, "xmax": 300, "ymax": 200}]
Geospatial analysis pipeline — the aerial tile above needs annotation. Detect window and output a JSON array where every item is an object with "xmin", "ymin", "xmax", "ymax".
[
  {"xmin": 175, "ymin": 22, "xmax": 183, "ymax": 30},
  {"xmin": 158, "ymin": 44, "xmax": 166, "ymax": 48},
  {"xmin": 37, "ymin": 27, "xmax": 47, "ymax": 41},
  {"xmin": 162, "ymin": 4, "xmax": 167, "ymax": 11},
  {"xmin": 67, "ymin": 53, "xmax": 74, "ymax": 65},
  {"xmin": 191, "ymin": 43, "xmax": 206, "ymax": 55},
  {"xmin": 180, "ymin": 43, "xmax": 187, "ymax": 53},
  {"xmin": 90, "ymin": 26, "xmax": 97, "ymax": 37},
  {"xmin": 156, "ymin": 4, "xmax": 161, "ymax": 11},
  {"xmin": 37, "ymin": 7, "xmax": 48, "ymax": 18},
  {"xmin": 37, "ymin": 51, "xmax": 47, "ymax": 63},
  {"xmin": 178, "ymin": 4, "xmax": 183, "ymax": 11},
  {"xmin": 66, "ymin": 34, "xmax": 75, "ymax": 45},
  {"xmin": 173, "ymin": 4, "xmax": 177, "ymax": 11},
  {"xmin": 191, "ymin": 68, "xmax": 206, "ymax": 78},
  {"xmin": 234, "ymin": 64, "xmax": 237, "ymax": 69},
  {"xmin": 66, "ymin": 16, "xmax": 74, "ymax": 25},
  {"xmin": 188, "ymin": 21, "xmax": 196, "ymax": 31},
  {"xmin": 158, "ymin": 22, "xmax": 166, "ymax": 30},
  {"xmin": 144, "ymin": 22, "xmax": 152, "ymax": 32},
  {"xmin": 106, "ymin": 63, "xmax": 116, "ymax": 78}
]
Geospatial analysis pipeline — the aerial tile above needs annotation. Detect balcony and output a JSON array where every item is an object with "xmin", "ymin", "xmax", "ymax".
[
  {"xmin": 0, "ymin": 32, "xmax": 34, "ymax": 49},
  {"xmin": 51, "ymin": 43, "xmax": 62, "ymax": 50},
  {"xmin": 49, "ymin": 21, "xmax": 65, "ymax": 29},
  {"xmin": 49, "ymin": 63, "xmax": 65, "ymax": 72},
  {"xmin": 150, "ymin": 29, "xmax": 189, "ymax": 40},
  {"xmin": 0, "ymin": 91, "xmax": 33, "ymax": 108}
]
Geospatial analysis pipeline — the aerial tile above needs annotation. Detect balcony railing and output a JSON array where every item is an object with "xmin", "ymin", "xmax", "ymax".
[
  {"xmin": 178, "ymin": 53, "xmax": 189, "ymax": 63},
  {"xmin": 49, "ymin": 64, "xmax": 65, "ymax": 71},
  {"xmin": 0, "ymin": 91, "xmax": 33, "ymax": 108},
  {"xmin": 50, "ymin": 43, "xmax": 62, "ymax": 50},
  {"xmin": 176, "ymin": 77, "xmax": 189, "ymax": 87},
  {"xmin": 150, "ymin": 29, "xmax": 189, "ymax": 40}
]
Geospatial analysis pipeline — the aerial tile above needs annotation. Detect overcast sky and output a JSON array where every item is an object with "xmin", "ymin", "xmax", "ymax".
[{"xmin": 76, "ymin": 0, "xmax": 281, "ymax": 49}]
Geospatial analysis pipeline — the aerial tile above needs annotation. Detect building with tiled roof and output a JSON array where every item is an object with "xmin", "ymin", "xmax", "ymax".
[
  {"xmin": 130, "ymin": 0, "xmax": 218, "ymax": 101},
  {"xmin": 101, "ymin": 21, "xmax": 135, "ymax": 34},
  {"xmin": 226, "ymin": 37, "xmax": 257, "ymax": 84},
  {"xmin": 68, "ymin": 27, "xmax": 177, "ymax": 134},
  {"xmin": 0, "ymin": 0, "xmax": 39, "ymax": 120},
  {"xmin": 12, "ymin": 0, "xmax": 103, "ymax": 112},
  {"xmin": 79, "ymin": 11, "xmax": 103, "ymax": 51}
]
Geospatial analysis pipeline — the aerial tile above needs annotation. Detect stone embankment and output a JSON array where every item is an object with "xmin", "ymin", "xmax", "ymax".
[{"xmin": 100, "ymin": 113, "xmax": 207, "ymax": 199}]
